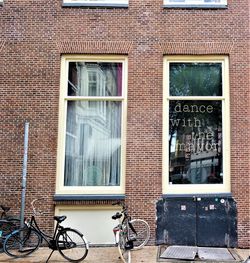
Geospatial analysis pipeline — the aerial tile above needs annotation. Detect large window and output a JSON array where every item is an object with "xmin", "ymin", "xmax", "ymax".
[
  {"xmin": 57, "ymin": 56, "xmax": 127, "ymax": 195},
  {"xmin": 164, "ymin": 0, "xmax": 227, "ymax": 8},
  {"xmin": 62, "ymin": 0, "xmax": 129, "ymax": 7},
  {"xmin": 163, "ymin": 56, "xmax": 230, "ymax": 194}
]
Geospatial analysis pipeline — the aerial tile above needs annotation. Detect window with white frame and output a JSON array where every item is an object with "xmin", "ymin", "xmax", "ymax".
[
  {"xmin": 163, "ymin": 56, "xmax": 230, "ymax": 194},
  {"xmin": 62, "ymin": 0, "xmax": 129, "ymax": 7},
  {"xmin": 164, "ymin": 0, "xmax": 227, "ymax": 8},
  {"xmin": 57, "ymin": 55, "xmax": 127, "ymax": 195}
]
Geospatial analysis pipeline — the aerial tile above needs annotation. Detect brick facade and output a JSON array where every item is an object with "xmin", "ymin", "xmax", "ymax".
[{"xmin": 0, "ymin": 0, "xmax": 249, "ymax": 248}]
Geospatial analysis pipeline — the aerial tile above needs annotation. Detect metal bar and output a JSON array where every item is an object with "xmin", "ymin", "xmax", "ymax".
[{"xmin": 20, "ymin": 122, "xmax": 29, "ymax": 229}]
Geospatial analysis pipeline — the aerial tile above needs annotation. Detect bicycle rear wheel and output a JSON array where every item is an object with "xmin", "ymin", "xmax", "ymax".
[
  {"xmin": 56, "ymin": 228, "xmax": 88, "ymax": 262},
  {"xmin": 129, "ymin": 219, "xmax": 150, "ymax": 250},
  {"xmin": 116, "ymin": 231, "xmax": 131, "ymax": 263},
  {"xmin": 4, "ymin": 227, "xmax": 41, "ymax": 258}
]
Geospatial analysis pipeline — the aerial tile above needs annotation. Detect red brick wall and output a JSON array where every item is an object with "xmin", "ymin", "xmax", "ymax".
[{"xmin": 0, "ymin": 0, "xmax": 249, "ymax": 247}]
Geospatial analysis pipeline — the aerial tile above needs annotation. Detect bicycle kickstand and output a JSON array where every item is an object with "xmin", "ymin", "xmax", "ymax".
[{"xmin": 45, "ymin": 249, "xmax": 55, "ymax": 263}]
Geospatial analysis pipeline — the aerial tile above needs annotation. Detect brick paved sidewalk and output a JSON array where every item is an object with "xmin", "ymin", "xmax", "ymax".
[
  {"xmin": 0, "ymin": 246, "xmax": 249, "ymax": 263},
  {"xmin": 0, "ymin": 246, "xmax": 157, "ymax": 263}
]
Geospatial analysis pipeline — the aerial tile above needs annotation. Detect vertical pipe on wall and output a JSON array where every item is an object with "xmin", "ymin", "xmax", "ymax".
[{"xmin": 20, "ymin": 122, "xmax": 29, "ymax": 228}]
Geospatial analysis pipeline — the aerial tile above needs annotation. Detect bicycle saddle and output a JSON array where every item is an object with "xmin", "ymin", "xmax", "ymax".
[
  {"xmin": 0, "ymin": 205, "xmax": 10, "ymax": 212},
  {"xmin": 112, "ymin": 212, "xmax": 122, "ymax": 220},
  {"xmin": 54, "ymin": 215, "xmax": 67, "ymax": 223}
]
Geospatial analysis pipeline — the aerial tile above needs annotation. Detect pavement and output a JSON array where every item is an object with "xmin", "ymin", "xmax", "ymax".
[{"xmin": 0, "ymin": 246, "xmax": 249, "ymax": 263}]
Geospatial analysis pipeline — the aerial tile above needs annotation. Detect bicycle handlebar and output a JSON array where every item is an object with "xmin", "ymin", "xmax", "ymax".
[
  {"xmin": 31, "ymin": 198, "xmax": 46, "ymax": 216},
  {"xmin": 111, "ymin": 201, "xmax": 130, "ymax": 222}
]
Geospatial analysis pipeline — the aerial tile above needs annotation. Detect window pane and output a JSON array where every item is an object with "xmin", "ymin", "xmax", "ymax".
[
  {"xmin": 170, "ymin": 63, "xmax": 222, "ymax": 96},
  {"xmin": 169, "ymin": 100, "xmax": 223, "ymax": 185},
  {"xmin": 68, "ymin": 62, "xmax": 123, "ymax": 96},
  {"xmin": 64, "ymin": 100, "xmax": 122, "ymax": 186}
]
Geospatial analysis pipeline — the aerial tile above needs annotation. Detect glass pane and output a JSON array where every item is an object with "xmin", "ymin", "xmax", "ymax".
[
  {"xmin": 169, "ymin": 100, "xmax": 223, "ymax": 185},
  {"xmin": 170, "ymin": 63, "xmax": 222, "ymax": 96},
  {"xmin": 68, "ymin": 62, "xmax": 123, "ymax": 96},
  {"xmin": 64, "ymin": 100, "xmax": 122, "ymax": 186}
]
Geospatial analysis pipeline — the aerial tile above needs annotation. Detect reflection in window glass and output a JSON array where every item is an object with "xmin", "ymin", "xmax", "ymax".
[
  {"xmin": 65, "ymin": 101, "xmax": 121, "ymax": 186},
  {"xmin": 68, "ymin": 62, "xmax": 123, "ymax": 97},
  {"xmin": 169, "ymin": 100, "xmax": 223, "ymax": 184},
  {"xmin": 64, "ymin": 61, "xmax": 123, "ymax": 187},
  {"xmin": 170, "ymin": 63, "xmax": 222, "ymax": 96}
]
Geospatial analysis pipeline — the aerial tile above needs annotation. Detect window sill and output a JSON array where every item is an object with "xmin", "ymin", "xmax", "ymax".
[
  {"xmin": 163, "ymin": 5, "xmax": 227, "ymax": 9},
  {"xmin": 162, "ymin": 193, "xmax": 232, "ymax": 198},
  {"xmin": 62, "ymin": 3, "xmax": 128, "ymax": 8},
  {"xmin": 54, "ymin": 194, "xmax": 125, "ymax": 201}
]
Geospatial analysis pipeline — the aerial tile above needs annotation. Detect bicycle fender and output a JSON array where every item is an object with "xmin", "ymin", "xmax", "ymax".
[
  {"xmin": 61, "ymin": 227, "xmax": 83, "ymax": 235},
  {"xmin": 4, "ymin": 228, "xmax": 19, "ymax": 238}
]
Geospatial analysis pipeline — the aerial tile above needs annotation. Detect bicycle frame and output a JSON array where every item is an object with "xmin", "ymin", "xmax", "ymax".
[
  {"xmin": 25, "ymin": 215, "xmax": 61, "ymax": 250},
  {"xmin": 112, "ymin": 205, "xmax": 136, "ymax": 249}
]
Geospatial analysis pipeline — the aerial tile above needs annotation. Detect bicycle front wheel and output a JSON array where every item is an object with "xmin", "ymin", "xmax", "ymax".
[
  {"xmin": 129, "ymin": 219, "xmax": 150, "ymax": 250},
  {"xmin": 117, "ymin": 231, "xmax": 131, "ymax": 263},
  {"xmin": 4, "ymin": 228, "xmax": 41, "ymax": 258},
  {"xmin": 56, "ymin": 228, "xmax": 88, "ymax": 262}
]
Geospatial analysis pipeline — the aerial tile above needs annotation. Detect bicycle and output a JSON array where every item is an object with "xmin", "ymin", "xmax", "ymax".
[
  {"xmin": 0, "ymin": 205, "xmax": 20, "ymax": 250},
  {"xmin": 112, "ymin": 201, "xmax": 150, "ymax": 263},
  {"xmin": 3, "ymin": 198, "xmax": 89, "ymax": 262}
]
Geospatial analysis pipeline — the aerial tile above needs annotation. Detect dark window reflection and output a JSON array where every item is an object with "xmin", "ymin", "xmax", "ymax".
[
  {"xmin": 169, "ymin": 100, "xmax": 223, "ymax": 184},
  {"xmin": 170, "ymin": 63, "xmax": 222, "ymax": 96}
]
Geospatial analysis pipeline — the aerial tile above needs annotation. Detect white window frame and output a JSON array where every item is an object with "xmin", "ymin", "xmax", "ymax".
[
  {"xmin": 163, "ymin": 55, "xmax": 230, "ymax": 195},
  {"xmin": 164, "ymin": 0, "xmax": 227, "ymax": 8},
  {"xmin": 62, "ymin": 0, "xmax": 129, "ymax": 7},
  {"xmin": 56, "ymin": 55, "xmax": 128, "ymax": 195}
]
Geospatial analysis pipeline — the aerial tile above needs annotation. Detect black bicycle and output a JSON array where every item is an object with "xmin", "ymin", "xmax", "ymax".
[{"xmin": 3, "ymin": 198, "xmax": 88, "ymax": 262}]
